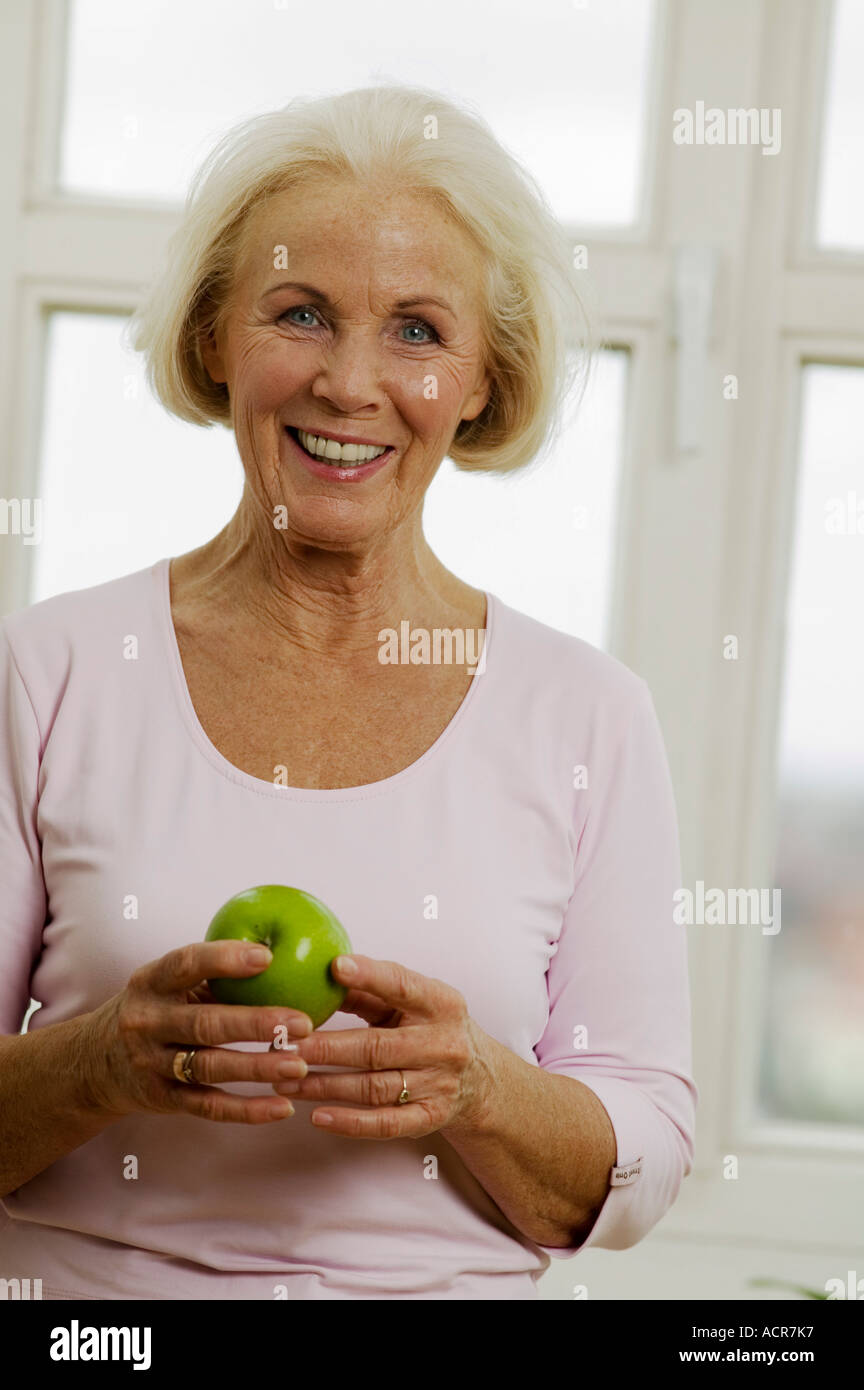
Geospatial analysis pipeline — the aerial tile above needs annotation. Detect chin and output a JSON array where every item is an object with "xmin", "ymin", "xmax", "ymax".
[{"xmin": 277, "ymin": 495, "xmax": 389, "ymax": 550}]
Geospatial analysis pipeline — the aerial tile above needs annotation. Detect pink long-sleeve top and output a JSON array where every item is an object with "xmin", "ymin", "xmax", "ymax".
[{"xmin": 0, "ymin": 556, "xmax": 696, "ymax": 1300}]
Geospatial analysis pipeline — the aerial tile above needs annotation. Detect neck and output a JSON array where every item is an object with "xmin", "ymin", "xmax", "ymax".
[{"xmin": 171, "ymin": 493, "xmax": 484, "ymax": 658}]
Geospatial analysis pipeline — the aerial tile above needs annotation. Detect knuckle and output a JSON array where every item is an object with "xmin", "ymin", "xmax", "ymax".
[
  {"xmin": 116, "ymin": 999, "xmax": 149, "ymax": 1041},
  {"xmin": 443, "ymin": 1071, "xmax": 461, "ymax": 1099},
  {"xmin": 442, "ymin": 1033, "xmax": 470, "ymax": 1068},
  {"xmin": 173, "ymin": 943, "xmax": 201, "ymax": 985},
  {"xmin": 196, "ymin": 1089, "xmax": 228, "ymax": 1123},
  {"xmin": 126, "ymin": 964, "xmax": 148, "ymax": 994},
  {"xmin": 162, "ymin": 1083, "xmax": 187, "ymax": 1113},
  {"xmin": 417, "ymin": 1100, "xmax": 439, "ymax": 1133},
  {"xmin": 190, "ymin": 1049, "xmax": 212, "ymax": 1084},
  {"xmin": 368, "ymin": 1071, "xmax": 394, "ymax": 1105},
  {"xmin": 367, "ymin": 1031, "xmax": 389, "ymax": 1071},
  {"xmin": 144, "ymin": 1075, "xmax": 176, "ymax": 1112},
  {"xmin": 392, "ymin": 964, "xmax": 412, "ymax": 997},
  {"xmin": 378, "ymin": 1110, "xmax": 402, "ymax": 1139},
  {"xmin": 188, "ymin": 1007, "xmax": 220, "ymax": 1047}
]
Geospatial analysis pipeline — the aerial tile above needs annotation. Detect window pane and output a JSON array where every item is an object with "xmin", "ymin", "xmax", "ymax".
[
  {"xmin": 424, "ymin": 350, "xmax": 627, "ymax": 648},
  {"xmin": 33, "ymin": 313, "xmax": 624, "ymax": 652},
  {"xmin": 814, "ymin": 0, "xmax": 864, "ymax": 250},
  {"xmin": 59, "ymin": 0, "xmax": 656, "ymax": 226},
  {"xmin": 759, "ymin": 364, "xmax": 864, "ymax": 1127},
  {"xmin": 31, "ymin": 312, "xmax": 243, "ymax": 602}
]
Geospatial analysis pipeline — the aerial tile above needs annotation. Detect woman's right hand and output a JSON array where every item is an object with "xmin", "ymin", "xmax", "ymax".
[{"xmin": 78, "ymin": 941, "xmax": 313, "ymax": 1123}]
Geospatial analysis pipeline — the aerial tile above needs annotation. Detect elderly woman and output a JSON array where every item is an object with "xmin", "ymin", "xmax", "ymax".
[{"xmin": 0, "ymin": 84, "xmax": 696, "ymax": 1301}]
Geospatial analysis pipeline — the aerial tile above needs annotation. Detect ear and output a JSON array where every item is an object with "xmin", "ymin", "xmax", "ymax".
[
  {"xmin": 199, "ymin": 326, "xmax": 228, "ymax": 385},
  {"xmin": 461, "ymin": 368, "xmax": 492, "ymax": 424}
]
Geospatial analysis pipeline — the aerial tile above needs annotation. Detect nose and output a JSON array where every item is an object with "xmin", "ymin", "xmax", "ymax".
[{"xmin": 309, "ymin": 327, "xmax": 388, "ymax": 415}]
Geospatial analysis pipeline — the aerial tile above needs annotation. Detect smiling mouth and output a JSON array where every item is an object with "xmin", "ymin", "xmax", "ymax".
[{"xmin": 286, "ymin": 426, "xmax": 393, "ymax": 467}]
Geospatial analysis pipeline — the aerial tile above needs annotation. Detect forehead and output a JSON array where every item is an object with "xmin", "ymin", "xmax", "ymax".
[{"xmin": 234, "ymin": 176, "xmax": 486, "ymax": 310}]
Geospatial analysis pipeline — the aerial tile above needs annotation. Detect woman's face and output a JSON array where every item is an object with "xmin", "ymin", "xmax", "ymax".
[{"xmin": 200, "ymin": 176, "xmax": 492, "ymax": 559}]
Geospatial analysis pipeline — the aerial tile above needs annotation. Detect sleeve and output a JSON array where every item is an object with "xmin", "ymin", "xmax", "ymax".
[
  {"xmin": 531, "ymin": 675, "xmax": 697, "ymax": 1257},
  {"xmin": 0, "ymin": 622, "xmax": 48, "ymax": 1034}
]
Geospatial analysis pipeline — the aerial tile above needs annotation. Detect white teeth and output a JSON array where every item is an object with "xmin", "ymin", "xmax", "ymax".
[{"xmin": 295, "ymin": 428, "xmax": 388, "ymax": 465}]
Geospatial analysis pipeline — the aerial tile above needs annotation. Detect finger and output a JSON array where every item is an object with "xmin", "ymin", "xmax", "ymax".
[
  {"xmin": 162, "ymin": 1046, "xmax": 309, "ymax": 1087},
  {"xmin": 273, "ymin": 1067, "xmax": 431, "ymax": 1106},
  {"xmin": 330, "ymin": 956, "xmax": 446, "ymax": 1019},
  {"xmin": 303, "ymin": 1101, "xmax": 438, "ymax": 1140},
  {"xmin": 293, "ymin": 1024, "xmax": 438, "ymax": 1071},
  {"xmin": 337, "ymin": 989, "xmax": 401, "ymax": 1026},
  {"xmin": 165, "ymin": 1086, "xmax": 297, "ymax": 1124},
  {"xmin": 141, "ymin": 941, "xmax": 277, "ymax": 997},
  {"xmin": 153, "ymin": 1002, "xmax": 313, "ymax": 1047}
]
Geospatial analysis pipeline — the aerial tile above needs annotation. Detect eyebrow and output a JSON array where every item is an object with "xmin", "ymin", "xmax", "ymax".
[{"xmin": 263, "ymin": 280, "xmax": 456, "ymax": 318}]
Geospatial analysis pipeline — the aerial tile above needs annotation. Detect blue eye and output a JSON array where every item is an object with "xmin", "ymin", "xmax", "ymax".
[
  {"xmin": 279, "ymin": 306, "xmax": 320, "ymax": 327},
  {"xmin": 401, "ymin": 319, "xmax": 440, "ymax": 344}
]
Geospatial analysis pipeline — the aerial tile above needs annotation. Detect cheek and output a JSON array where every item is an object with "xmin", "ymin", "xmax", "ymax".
[
  {"xmin": 391, "ymin": 357, "xmax": 476, "ymax": 434},
  {"xmin": 231, "ymin": 335, "xmax": 306, "ymax": 409}
]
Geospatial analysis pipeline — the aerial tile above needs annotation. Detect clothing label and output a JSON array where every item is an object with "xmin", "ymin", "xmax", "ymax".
[{"xmin": 610, "ymin": 1156, "xmax": 643, "ymax": 1187}]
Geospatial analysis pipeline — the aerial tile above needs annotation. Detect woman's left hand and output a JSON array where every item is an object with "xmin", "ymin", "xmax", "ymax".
[{"xmin": 270, "ymin": 955, "xmax": 496, "ymax": 1139}]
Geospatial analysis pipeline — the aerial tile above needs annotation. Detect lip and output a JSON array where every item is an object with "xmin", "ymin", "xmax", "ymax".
[{"xmin": 284, "ymin": 425, "xmax": 396, "ymax": 482}]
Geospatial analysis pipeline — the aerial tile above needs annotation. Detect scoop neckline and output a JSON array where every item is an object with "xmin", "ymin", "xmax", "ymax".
[{"xmin": 154, "ymin": 554, "xmax": 496, "ymax": 802}]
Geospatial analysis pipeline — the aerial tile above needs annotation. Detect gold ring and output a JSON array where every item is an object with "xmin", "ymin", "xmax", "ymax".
[
  {"xmin": 173, "ymin": 1049, "xmax": 197, "ymax": 1084},
  {"xmin": 396, "ymin": 1070, "xmax": 410, "ymax": 1105}
]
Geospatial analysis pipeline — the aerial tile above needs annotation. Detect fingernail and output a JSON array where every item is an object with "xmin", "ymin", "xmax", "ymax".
[
  {"xmin": 277, "ymin": 1059, "xmax": 307, "ymax": 1078},
  {"xmin": 312, "ymin": 1111, "xmax": 333, "ymax": 1125},
  {"xmin": 246, "ymin": 947, "xmax": 272, "ymax": 965},
  {"xmin": 271, "ymin": 1100, "xmax": 294, "ymax": 1118},
  {"xmin": 288, "ymin": 1017, "xmax": 312, "ymax": 1036},
  {"xmin": 335, "ymin": 956, "xmax": 357, "ymax": 977}
]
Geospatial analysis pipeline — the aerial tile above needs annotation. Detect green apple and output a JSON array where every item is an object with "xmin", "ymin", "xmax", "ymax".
[{"xmin": 204, "ymin": 884, "xmax": 352, "ymax": 1027}]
